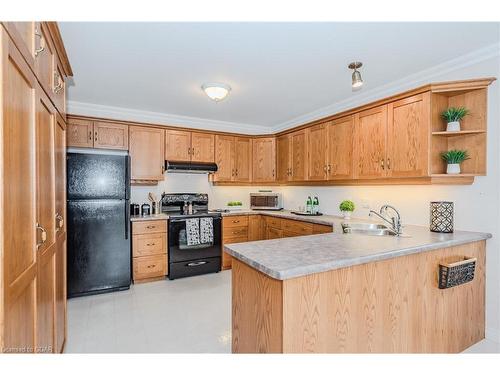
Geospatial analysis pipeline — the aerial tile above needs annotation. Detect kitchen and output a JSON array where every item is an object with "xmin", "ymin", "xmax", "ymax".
[{"xmin": 1, "ymin": 9, "xmax": 500, "ymax": 366}]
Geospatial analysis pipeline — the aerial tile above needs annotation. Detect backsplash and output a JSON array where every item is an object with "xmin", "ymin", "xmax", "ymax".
[{"xmin": 130, "ymin": 173, "xmax": 282, "ymax": 209}]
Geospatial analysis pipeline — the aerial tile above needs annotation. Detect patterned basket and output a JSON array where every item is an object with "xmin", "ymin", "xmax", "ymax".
[{"xmin": 438, "ymin": 257, "xmax": 476, "ymax": 289}]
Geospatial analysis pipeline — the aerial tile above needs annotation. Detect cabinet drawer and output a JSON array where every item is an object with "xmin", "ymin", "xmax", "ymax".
[
  {"xmin": 265, "ymin": 216, "xmax": 282, "ymax": 229},
  {"xmin": 223, "ymin": 226, "xmax": 248, "ymax": 239},
  {"xmin": 132, "ymin": 233, "xmax": 166, "ymax": 257},
  {"xmin": 312, "ymin": 224, "xmax": 333, "ymax": 234},
  {"xmin": 132, "ymin": 220, "xmax": 167, "ymax": 235},
  {"xmin": 223, "ymin": 235, "xmax": 249, "ymax": 245},
  {"xmin": 133, "ymin": 254, "xmax": 167, "ymax": 280},
  {"xmin": 266, "ymin": 227, "xmax": 283, "ymax": 239},
  {"xmin": 223, "ymin": 216, "xmax": 249, "ymax": 228},
  {"xmin": 282, "ymin": 219, "xmax": 313, "ymax": 235},
  {"xmin": 283, "ymin": 230, "xmax": 304, "ymax": 238}
]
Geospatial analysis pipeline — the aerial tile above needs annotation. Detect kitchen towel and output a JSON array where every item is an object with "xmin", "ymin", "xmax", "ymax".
[
  {"xmin": 186, "ymin": 218, "xmax": 200, "ymax": 246},
  {"xmin": 200, "ymin": 217, "xmax": 214, "ymax": 244}
]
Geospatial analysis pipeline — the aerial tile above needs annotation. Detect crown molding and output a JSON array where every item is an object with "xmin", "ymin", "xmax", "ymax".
[
  {"xmin": 67, "ymin": 101, "xmax": 272, "ymax": 135},
  {"xmin": 272, "ymin": 43, "xmax": 500, "ymax": 133}
]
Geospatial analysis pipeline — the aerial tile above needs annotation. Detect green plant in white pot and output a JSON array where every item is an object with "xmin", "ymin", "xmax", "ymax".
[
  {"xmin": 339, "ymin": 200, "xmax": 355, "ymax": 219},
  {"xmin": 441, "ymin": 149, "xmax": 470, "ymax": 174},
  {"xmin": 441, "ymin": 107, "xmax": 469, "ymax": 132}
]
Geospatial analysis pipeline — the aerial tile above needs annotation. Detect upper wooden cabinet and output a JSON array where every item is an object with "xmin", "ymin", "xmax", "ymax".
[
  {"xmin": 387, "ymin": 93, "xmax": 430, "ymax": 178},
  {"xmin": 67, "ymin": 118, "xmax": 129, "ymax": 150},
  {"xmin": 213, "ymin": 135, "xmax": 251, "ymax": 182},
  {"xmin": 277, "ymin": 130, "xmax": 308, "ymax": 182},
  {"xmin": 307, "ymin": 124, "xmax": 328, "ymax": 180},
  {"xmin": 93, "ymin": 121, "xmax": 129, "ymax": 150},
  {"xmin": 34, "ymin": 22, "xmax": 56, "ymax": 104},
  {"xmin": 353, "ymin": 105, "xmax": 388, "ymax": 179},
  {"xmin": 165, "ymin": 130, "xmax": 215, "ymax": 163},
  {"xmin": 252, "ymin": 137, "xmax": 276, "ymax": 182},
  {"xmin": 2, "ymin": 22, "xmax": 36, "ymax": 69},
  {"xmin": 327, "ymin": 116, "xmax": 354, "ymax": 180},
  {"xmin": 165, "ymin": 130, "xmax": 191, "ymax": 161},
  {"xmin": 191, "ymin": 132, "xmax": 215, "ymax": 163},
  {"xmin": 130, "ymin": 126, "xmax": 165, "ymax": 182}
]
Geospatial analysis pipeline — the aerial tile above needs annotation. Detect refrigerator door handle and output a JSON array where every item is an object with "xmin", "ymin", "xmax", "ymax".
[{"xmin": 125, "ymin": 201, "xmax": 130, "ymax": 240}]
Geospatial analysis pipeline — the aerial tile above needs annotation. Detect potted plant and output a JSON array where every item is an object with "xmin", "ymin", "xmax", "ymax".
[
  {"xmin": 441, "ymin": 149, "xmax": 470, "ymax": 174},
  {"xmin": 441, "ymin": 107, "xmax": 469, "ymax": 132},
  {"xmin": 227, "ymin": 201, "xmax": 243, "ymax": 210},
  {"xmin": 339, "ymin": 200, "xmax": 355, "ymax": 219}
]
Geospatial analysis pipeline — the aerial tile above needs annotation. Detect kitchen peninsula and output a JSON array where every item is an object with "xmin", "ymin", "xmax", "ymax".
[{"xmin": 225, "ymin": 225, "xmax": 491, "ymax": 353}]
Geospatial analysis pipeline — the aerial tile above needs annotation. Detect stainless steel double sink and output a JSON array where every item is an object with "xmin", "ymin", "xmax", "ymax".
[{"xmin": 341, "ymin": 222, "xmax": 398, "ymax": 236}]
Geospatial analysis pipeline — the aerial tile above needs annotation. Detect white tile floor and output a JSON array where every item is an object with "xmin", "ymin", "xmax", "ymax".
[
  {"xmin": 65, "ymin": 269, "xmax": 500, "ymax": 353},
  {"xmin": 65, "ymin": 270, "xmax": 232, "ymax": 353}
]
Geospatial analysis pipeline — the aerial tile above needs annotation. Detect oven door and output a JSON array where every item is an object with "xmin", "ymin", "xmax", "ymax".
[{"xmin": 168, "ymin": 217, "xmax": 221, "ymax": 263}]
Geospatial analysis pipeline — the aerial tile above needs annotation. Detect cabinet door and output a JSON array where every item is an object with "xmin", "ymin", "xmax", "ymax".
[
  {"xmin": 165, "ymin": 130, "xmax": 191, "ymax": 161},
  {"xmin": 130, "ymin": 126, "xmax": 165, "ymax": 180},
  {"xmin": 94, "ymin": 121, "xmax": 129, "ymax": 150},
  {"xmin": 2, "ymin": 22, "xmax": 36, "ymax": 69},
  {"xmin": 276, "ymin": 134, "xmax": 291, "ymax": 182},
  {"xmin": 234, "ymin": 137, "xmax": 252, "ymax": 182},
  {"xmin": 214, "ymin": 135, "xmax": 235, "ymax": 182},
  {"xmin": 34, "ymin": 22, "xmax": 56, "ymax": 102},
  {"xmin": 252, "ymin": 137, "xmax": 276, "ymax": 182},
  {"xmin": 54, "ymin": 236, "xmax": 67, "ymax": 353},
  {"xmin": 290, "ymin": 129, "xmax": 308, "ymax": 181},
  {"xmin": 266, "ymin": 227, "xmax": 283, "ymax": 240},
  {"xmin": 387, "ymin": 93, "xmax": 430, "ymax": 178},
  {"xmin": 307, "ymin": 123, "xmax": 327, "ymax": 180},
  {"xmin": 67, "ymin": 118, "xmax": 93, "ymax": 148},
  {"xmin": 1, "ymin": 30, "xmax": 38, "ymax": 352},
  {"xmin": 191, "ymin": 132, "xmax": 215, "ymax": 162},
  {"xmin": 353, "ymin": 105, "xmax": 388, "ymax": 179},
  {"xmin": 55, "ymin": 115, "xmax": 66, "ymax": 237},
  {"xmin": 328, "ymin": 116, "xmax": 354, "ymax": 180},
  {"xmin": 248, "ymin": 215, "xmax": 263, "ymax": 241}
]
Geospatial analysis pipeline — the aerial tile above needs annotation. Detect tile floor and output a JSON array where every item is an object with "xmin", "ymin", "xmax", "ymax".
[
  {"xmin": 65, "ymin": 270, "xmax": 232, "ymax": 353},
  {"xmin": 65, "ymin": 269, "xmax": 499, "ymax": 353}
]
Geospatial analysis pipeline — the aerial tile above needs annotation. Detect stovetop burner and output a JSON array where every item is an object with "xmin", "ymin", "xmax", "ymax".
[{"xmin": 161, "ymin": 192, "xmax": 221, "ymax": 218}]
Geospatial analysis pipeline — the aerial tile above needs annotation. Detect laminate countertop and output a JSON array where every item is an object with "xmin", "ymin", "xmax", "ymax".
[
  {"xmin": 217, "ymin": 209, "xmax": 338, "ymax": 227},
  {"xmin": 224, "ymin": 223, "xmax": 491, "ymax": 280},
  {"xmin": 130, "ymin": 213, "xmax": 169, "ymax": 222}
]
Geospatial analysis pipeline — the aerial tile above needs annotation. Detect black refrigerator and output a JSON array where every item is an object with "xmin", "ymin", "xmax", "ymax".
[{"xmin": 67, "ymin": 152, "xmax": 131, "ymax": 298}]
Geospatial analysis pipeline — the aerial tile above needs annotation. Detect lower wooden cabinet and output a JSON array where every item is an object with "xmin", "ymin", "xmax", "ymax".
[
  {"xmin": 222, "ymin": 216, "xmax": 249, "ymax": 270},
  {"xmin": 132, "ymin": 220, "xmax": 168, "ymax": 282}
]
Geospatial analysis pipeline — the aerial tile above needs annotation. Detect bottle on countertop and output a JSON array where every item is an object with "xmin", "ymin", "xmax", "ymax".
[
  {"xmin": 312, "ymin": 196, "xmax": 319, "ymax": 215},
  {"xmin": 188, "ymin": 201, "xmax": 193, "ymax": 215},
  {"xmin": 183, "ymin": 201, "xmax": 188, "ymax": 215},
  {"xmin": 141, "ymin": 203, "xmax": 151, "ymax": 216},
  {"xmin": 306, "ymin": 196, "xmax": 312, "ymax": 213}
]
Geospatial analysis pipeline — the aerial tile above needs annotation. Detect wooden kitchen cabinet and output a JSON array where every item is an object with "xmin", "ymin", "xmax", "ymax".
[
  {"xmin": 67, "ymin": 118, "xmax": 94, "ymax": 148},
  {"xmin": 132, "ymin": 220, "xmax": 168, "ymax": 282},
  {"xmin": 2, "ymin": 22, "xmax": 36, "ymax": 69},
  {"xmin": 387, "ymin": 93, "xmax": 430, "ymax": 178},
  {"xmin": 222, "ymin": 215, "xmax": 250, "ymax": 270},
  {"xmin": 234, "ymin": 137, "xmax": 252, "ymax": 181},
  {"xmin": 248, "ymin": 215, "xmax": 264, "ymax": 241},
  {"xmin": 214, "ymin": 135, "xmax": 252, "ymax": 182},
  {"xmin": 34, "ymin": 22, "xmax": 57, "ymax": 104},
  {"xmin": 67, "ymin": 118, "xmax": 129, "ymax": 150},
  {"xmin": 1, "ymin": 30, "xmax": 39, "ymax": 352},
  {"xmin": 129, "ymin": 126, "xmax": 165, "ymax": 182},
  {"xmin": 277, "ymin": 130, "xmax": 308, "ymax": 182},
  {"xmin": 165, "ymin": 129, "xmax": 191, "ymax": 161},
  {"xmin": 93, "ymin": 121, "xmax": 129, "ymax": 150},
  {"xmin": 252, "ymin": 137, "xmax": 276, "ymax": 182},
  {"xmin": 353, "ymin": 105, "xmax": 388, "ymax": 179},
  {"xmin": 191, "ymin": 132, "xmax": 215, "ymax": 162},
  {"xmin": 307, "ymin": 123, "xmax": 328, "ymax": 180},
  {"xmin": 327, "ymin": 115, "xmax": 354, "ymax": 180},
  {"xmin": 166, "ymin": 130, "xmax": 215, "ymax": 163}
]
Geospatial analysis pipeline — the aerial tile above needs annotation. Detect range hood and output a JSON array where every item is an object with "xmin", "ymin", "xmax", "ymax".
[{"xmin": 165, "ymin": 160, "xmax": 218, "ymax": 174}]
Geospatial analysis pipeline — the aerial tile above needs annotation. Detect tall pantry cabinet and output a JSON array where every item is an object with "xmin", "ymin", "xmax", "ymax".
[{"xmin": 0, "ymin": 22, "xmax": 72, "ymax": 353}]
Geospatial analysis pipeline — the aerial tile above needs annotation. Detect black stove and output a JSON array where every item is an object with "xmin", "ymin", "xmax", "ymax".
[{"xmin": 162, "ymin": 193, "xmax": 222, "ymax": 279}]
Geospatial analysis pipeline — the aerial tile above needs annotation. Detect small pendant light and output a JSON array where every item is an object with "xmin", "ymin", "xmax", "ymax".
[{"xmin": 348, "ymin": 62, "xmax": 363, "ymax": 88}]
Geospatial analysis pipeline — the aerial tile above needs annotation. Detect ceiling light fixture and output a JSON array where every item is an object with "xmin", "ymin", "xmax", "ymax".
[
  {"xmin": 348, "ymin": 62, "xmax": 364, "ymax": 88},
  {"xmin": 201, "ymin": 83, "xmax": 231, "ymax": 102}
]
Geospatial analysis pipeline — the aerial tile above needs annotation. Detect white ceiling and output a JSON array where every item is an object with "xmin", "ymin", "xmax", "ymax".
[{"xmin": 60, "ymin": 22, "xmax": 499, "ymax": 129}]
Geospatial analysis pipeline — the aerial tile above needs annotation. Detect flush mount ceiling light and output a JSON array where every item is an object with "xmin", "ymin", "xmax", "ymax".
[
  {"xmin": 348, "ymin": 61, "xmax": 364, "ymax": 88},
  {"xmin": 201, "ymin": 83, "xmax": 231, "ymax": 102}
]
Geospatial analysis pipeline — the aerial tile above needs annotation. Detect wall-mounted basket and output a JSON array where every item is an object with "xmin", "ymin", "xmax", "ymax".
[{"xmin": 438, "ymin": 257, "xmax": 476, "ymax": 289}]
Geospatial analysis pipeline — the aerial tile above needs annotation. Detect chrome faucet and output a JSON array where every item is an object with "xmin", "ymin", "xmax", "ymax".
[{"xmin": 369, "ymin": 204, "xmax": 403, "ymax": 235}]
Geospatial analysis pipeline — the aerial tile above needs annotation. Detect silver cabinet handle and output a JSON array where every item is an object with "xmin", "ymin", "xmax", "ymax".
[
  {"xmin": 36, "ymin": 223, "xmax": 47, "ymax": 247},
  {"xmin": 34, "ymin": 28, "xmax": 45, "ymax": 57},
  {"xmin": 55, "ymin": 214, "xmax": 64, "ymax": 230},
  {"xmin": 387, "ymin": 158, "xmax": 391, "ymax": 170},
  {"xmin": 53, "ymin": 71, "xmax": 63, "ymax": 94},
  {"xmin": 381, "ymin": 159, "xmax": 385, "ymax": 170},
  {"xmin": 94, "ymin": 131, "xmax": 98, "ymax": 142}
]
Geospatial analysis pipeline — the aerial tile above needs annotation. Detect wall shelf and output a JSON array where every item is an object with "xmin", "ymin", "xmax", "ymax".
[{"xmin": 432, "ymin": 130, "xmax": 486, "ymax": 137}]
